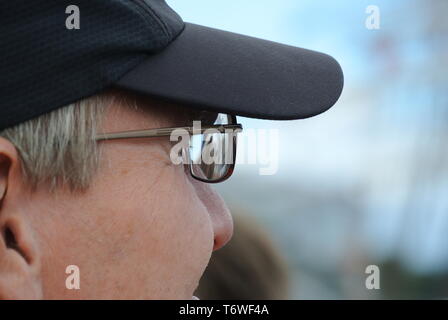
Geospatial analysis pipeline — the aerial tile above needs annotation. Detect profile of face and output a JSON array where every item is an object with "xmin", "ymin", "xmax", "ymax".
[{"xmin": 0, "ymin": 94, "xmax": 233, "ymax": 299}]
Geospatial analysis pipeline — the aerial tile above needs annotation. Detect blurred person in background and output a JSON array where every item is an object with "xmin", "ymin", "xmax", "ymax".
[{"xmin": 196, "ymin": 213, "xmax": 289, "ymax": 300}]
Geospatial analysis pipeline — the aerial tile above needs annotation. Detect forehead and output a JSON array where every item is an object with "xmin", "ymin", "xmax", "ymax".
[
  {"xmin": 153, "ymin": 102, "xmax": 218, "ymax": 126},
  {"xmin": 102, "ymin": 90, "xmax": 218, "ymax": 132}
]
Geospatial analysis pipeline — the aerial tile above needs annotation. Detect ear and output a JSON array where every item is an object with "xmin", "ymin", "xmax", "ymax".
[{"xmin": 0, "ymin": 137, "xmax": 42, "ymax": 299}]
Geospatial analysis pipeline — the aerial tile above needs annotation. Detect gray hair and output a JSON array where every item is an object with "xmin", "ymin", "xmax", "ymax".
[{"xmin": 0, "ymin": 92, "xmax": 115, "ymax": 192}]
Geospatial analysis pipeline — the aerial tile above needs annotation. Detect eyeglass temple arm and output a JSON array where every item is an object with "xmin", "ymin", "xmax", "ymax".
[{"xmin": 95, "ymin": 124, "xmax": 243, "ymax": 141}]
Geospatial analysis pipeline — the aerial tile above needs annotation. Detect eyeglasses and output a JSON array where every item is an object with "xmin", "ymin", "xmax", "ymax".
[{"xmin": 95, "ymin": 114, "xmax": 243, "ymax": 183}]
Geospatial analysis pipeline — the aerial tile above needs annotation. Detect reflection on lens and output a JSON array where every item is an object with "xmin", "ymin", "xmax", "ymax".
[
  {"xmin": 191, "ymin": 162, "xmax": 231, "ymax": 181},
  {"xmin": 189, "ymin": 114, "xmax": 237, "ymax": 182},
  {"xmin": 190, "ymin": 132, "xmax": 230, "ymax": 181}
]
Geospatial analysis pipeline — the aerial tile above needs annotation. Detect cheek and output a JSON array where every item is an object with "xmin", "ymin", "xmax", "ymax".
[
  {"xmin": 90, "ymin": 159, "xmax": 215, "ymax": 298},
  {"xmin": 151, "ymin": 185, "xmax": 215, "ymax": 282}
]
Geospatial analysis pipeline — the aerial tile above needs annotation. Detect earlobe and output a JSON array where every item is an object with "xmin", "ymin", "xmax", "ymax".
[
  {"xmin": 0, "ymin": 139, "xmax": 43, "ymax": 299},
  {"xmin": 0, "ymin": 204, "xmax": 43, "ymax": 300},
  {"xmin": 0, "ymin": 220, "xmax": 43, "ymax": 299}
]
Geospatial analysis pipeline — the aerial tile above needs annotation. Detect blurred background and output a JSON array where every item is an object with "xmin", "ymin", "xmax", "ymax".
[{"xmin": 170, "ymin": 0, "xmax": 448, "ymax": 299}]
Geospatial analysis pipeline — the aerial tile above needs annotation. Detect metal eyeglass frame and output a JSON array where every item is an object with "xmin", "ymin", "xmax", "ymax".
[{"xmin": 95, "ymin": 114, "xmax": 243, "ymax": 183}]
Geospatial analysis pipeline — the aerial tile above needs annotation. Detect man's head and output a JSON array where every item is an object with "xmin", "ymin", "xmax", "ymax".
[
  {"xmin": 0, "ymin": 0, "xmax": 343, "ymax": 300},
  {"xmin": 0, "ymin": 90, "xmax": 233, "ymax": 299}
]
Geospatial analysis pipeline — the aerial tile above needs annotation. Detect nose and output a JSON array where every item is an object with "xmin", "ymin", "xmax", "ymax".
[{"xmin": 190, "ymin": 179, "xmax": 234, "ymax": 251}]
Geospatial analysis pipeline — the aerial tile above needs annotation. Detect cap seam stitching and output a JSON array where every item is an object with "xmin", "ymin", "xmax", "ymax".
[
  {"xmin": 129, "ymin": 0, "xmax": 164, "ymax": 38},
  {"xmin": 133, "ymin": 0, "xmax": 171, "ymax": 38}
]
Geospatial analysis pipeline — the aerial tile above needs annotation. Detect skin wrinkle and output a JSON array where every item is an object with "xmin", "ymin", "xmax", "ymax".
[
  {"xmin": 104, "ymin": 165, "xmax": 170, "ymax": 259},
  {"xmin": 101, "ymin": 124, "xmax": 189, "ymax": 257}
]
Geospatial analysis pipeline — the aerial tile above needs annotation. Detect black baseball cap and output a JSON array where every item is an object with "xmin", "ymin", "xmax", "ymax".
[{"xmin": 0, "ymin": 0, "xmax": 344, "ymax": 130}]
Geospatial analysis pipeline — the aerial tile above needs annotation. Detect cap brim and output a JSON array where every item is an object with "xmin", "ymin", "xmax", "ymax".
[{"xmin": 116, "ymin": 23, "xmax": 343, "ymax": 120}]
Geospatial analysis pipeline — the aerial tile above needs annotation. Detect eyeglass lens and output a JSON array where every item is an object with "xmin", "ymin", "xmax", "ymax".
[{"xmin": 189, "ymin": 114, "xmax": 238, "ymax": 182}]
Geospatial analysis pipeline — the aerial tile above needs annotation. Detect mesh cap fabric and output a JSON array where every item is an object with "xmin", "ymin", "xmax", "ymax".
[{"xmin": 0, "ymin": 0, "xmax": 183, "ymax": 130}]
